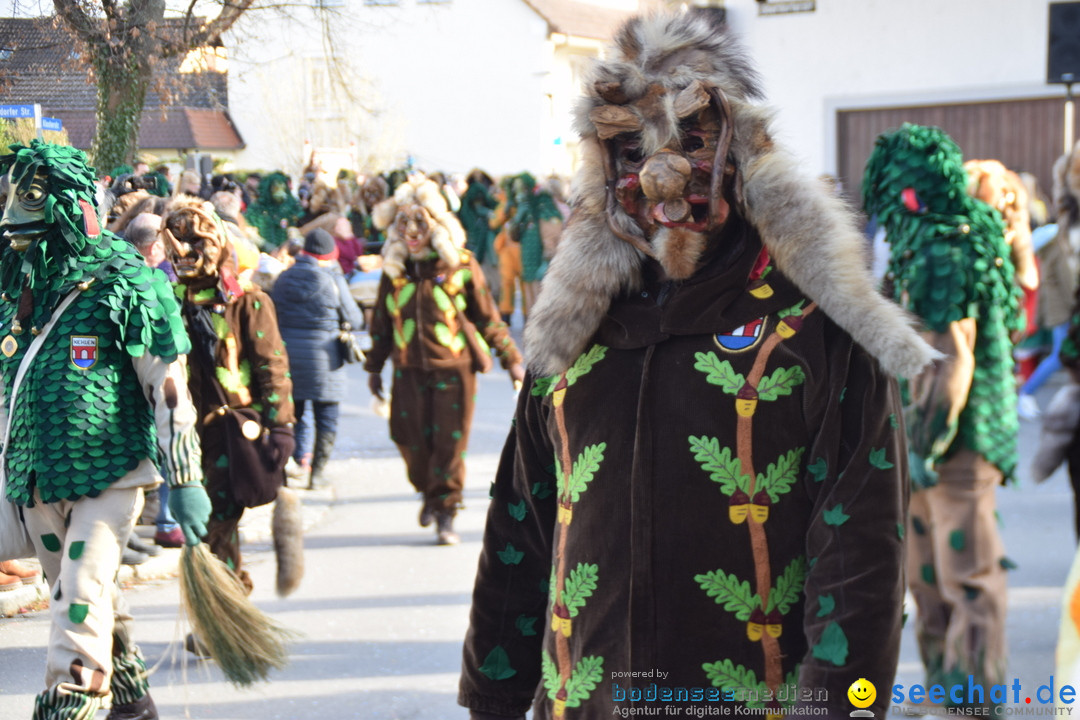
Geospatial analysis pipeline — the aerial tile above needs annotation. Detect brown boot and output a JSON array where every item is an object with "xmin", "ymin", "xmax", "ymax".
[
  {"xmin": 419, "ymin": 501, "xmax": 435, "ymax": 528},
  {"xmin": 307, "ymin": 432, "xmax": 336, "ymax": 490},
  {"xmin": 0, "ymin": 559, "xmax": 39, "ymax": 585},
  {"xmin": 106, "ymin": 692, "xmax": 158, "ymax": 720},
  {"xmin": 435, "ymin": 511, "xmax": 460, "ymax": 546}
]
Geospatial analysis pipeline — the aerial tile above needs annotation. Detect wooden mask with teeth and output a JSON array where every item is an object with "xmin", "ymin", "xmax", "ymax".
[{"xmin": 161, "ymin": 200, "xmax": 230, "ymax": 284}]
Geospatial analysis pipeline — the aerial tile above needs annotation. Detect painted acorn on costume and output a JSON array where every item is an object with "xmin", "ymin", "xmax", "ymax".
[
  {"xmin": 749, "ymin": 489, "xmax": 771, "ymax": 523},
  {"xmin": 764, "ymin": 609, "xmax": 783, "ymax": 639},
  {"xmin": 775, "ymin": 313, "xmax": 803, "ymax": 339},
  {"xmin": 747, "ymin": 607, "xmax": 767, "ymax": 641},
  {"xmin": 552, "ymin": 375, "xmax": 569, "ymax": 408},
  {"xmin": 748, "ymin": 279, "xmax": 773, "ymax": 299},
  {"xmin": 551, "ymin": 602, "xmax": 572, "ymax": 637},
  {"xmin": 554, "ymin": 687, "xmax": 568, "ymax": 718},
  {"xmin": 736, "ymin": 382, "xmax": 758, "ymax": 417}
]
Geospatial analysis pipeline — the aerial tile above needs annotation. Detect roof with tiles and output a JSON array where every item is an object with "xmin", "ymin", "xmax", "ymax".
[
  {"xmin": 0, "ymin": 17, "xmax": 240, "ymax": 150},
  {"xmin": 522, "ymin": 0, "xmax": 635, "ymax": 41},
  {"xmin": 54, "ymin": 108, "xmax": 244, "ymax": 151}
]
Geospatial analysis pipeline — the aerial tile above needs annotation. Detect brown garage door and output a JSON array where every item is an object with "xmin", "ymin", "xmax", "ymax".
[{"xmin": 838, "ymin": 96, "xmax": 1077, "ymax": 210}]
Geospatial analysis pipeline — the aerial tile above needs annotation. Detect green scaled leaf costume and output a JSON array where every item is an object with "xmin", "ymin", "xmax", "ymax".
[
  {"xmin": 0, "ymin": 140, "xmax": 192, "ymax": 505},
  {"xmin": 862, "ymin": 123, "xmax": 1023, "ymax": 482},
  {"xmin": 243, "ymin": 171, "xmax": 302, "ymax": 249}
]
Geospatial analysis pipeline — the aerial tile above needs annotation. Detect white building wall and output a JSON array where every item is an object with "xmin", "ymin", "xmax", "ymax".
[
  {"xmin": 721, "ymin": 0, "xmax": 1059, "ymax": 174},
  {"xmin": 225, "ymin": 0, "xmax": 1063, "ymax": 179},
  {"xmin": 225, "ymin": 0, "xmax": 555, "ymax": 178}
]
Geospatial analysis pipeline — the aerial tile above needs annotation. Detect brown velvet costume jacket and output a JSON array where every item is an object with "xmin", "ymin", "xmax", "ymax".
[
  {"xmin": 460, "ymin": 230, "xmax": 908, "ymax": 719},
  {"xmin": 364, "ymin": 250, "xmax": 521, "ymax": 375},
  {"xmin": 182, "ymin": 286, "xmax": 296, "ymax": 489}
]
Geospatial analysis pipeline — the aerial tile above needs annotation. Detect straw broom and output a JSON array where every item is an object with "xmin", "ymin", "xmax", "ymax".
[{"xmin": 179, "ymin": 543, "xmax": 293, "ymax": 686}]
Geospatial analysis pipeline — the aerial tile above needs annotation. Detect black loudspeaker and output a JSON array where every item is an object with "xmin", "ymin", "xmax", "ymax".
[{"xmin": 1049, "ymin": 1, "xmax": 1080, "ymax": 84}]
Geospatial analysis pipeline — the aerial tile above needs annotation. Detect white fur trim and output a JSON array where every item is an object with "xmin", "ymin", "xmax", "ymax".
[{"xmin": 375, "ymin": 175, "xmax": 467, "ymax": 277}]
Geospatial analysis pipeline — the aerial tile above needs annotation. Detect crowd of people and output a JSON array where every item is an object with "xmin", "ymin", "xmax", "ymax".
[
  {"xmin": 6, "ymin": 8, "xmax": 1080, "ymax": 720},
  {"xmin": 0, "ymin": 126, "xmax": 568, "ymax": 716}
]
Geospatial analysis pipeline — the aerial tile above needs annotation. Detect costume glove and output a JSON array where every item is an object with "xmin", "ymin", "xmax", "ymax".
[
  {"xmin": 368, "ymin": 372, "xmax": 384, "ymax": 400},
  {"xmin": 269, "ymin": 426, "xmax": 296, "ymax": 469},
  {"xmin": 168, "ymin": 484, "xmax": 212, "ymax": 547}
]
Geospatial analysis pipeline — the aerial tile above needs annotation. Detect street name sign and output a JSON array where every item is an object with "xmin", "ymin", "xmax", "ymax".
[{"xmin": 0, "ymin": 105, "xmax": 35, "ymax": 119}]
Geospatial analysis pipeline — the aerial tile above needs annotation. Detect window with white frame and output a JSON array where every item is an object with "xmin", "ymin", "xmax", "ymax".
[{"xmin": 309, "ymin": 63, "xmax": 329, "ymax": 111}]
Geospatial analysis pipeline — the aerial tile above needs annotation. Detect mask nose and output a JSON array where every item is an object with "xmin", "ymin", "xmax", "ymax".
[{"xmin": 640, "ymin": 150, "xmax": 692, "ymax": 221}]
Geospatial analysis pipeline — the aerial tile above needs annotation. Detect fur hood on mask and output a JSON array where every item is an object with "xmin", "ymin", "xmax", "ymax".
[
  {"xmin": 373, "ymin": 175, "xmax": 466, "ymax": 278},
  {"xmin": 525, "ymin": 11, "xmax": 937, "ymax": 379}
]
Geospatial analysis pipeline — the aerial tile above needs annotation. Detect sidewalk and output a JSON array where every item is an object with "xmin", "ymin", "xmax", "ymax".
[{"xmin": 0, "ymin": 481, "xmax": 335, "ymax": 618}]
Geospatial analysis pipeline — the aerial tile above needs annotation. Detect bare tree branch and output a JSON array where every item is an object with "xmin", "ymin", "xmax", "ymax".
[{"xmin": 52, "ymin": 0, "xmax": 100, "ymax": 39}]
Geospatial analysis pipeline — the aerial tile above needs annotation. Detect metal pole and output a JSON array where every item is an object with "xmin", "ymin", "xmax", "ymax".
[
  {"xmin": 33, "ymin": 103, "xmax": 41, "ymax": 141},
  {"xmin": 1067, "ymin": 82, "xmax": 1075, "ymax": 154}
]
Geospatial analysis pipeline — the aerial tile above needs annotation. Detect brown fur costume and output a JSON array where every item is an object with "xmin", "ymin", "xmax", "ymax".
[
  {"xmin": 163, "ymin": 198, "xmax": 302, "ymax": 595},
  {"xmin": 461, "ymin": 12, "xmax": 924, "ymax": 720}
]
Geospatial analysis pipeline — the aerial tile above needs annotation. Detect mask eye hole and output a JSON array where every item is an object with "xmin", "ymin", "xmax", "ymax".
[
  {"xmin": 614, "ymin": 135, "xmax": 645, "ymax": 168},
  {"xmin": 622, "ymin": 145, "xmax": 643, "ymax": 164},
  {"xmin": 682, "ymin": 134, "xmax": 705, "ymax": 153},
  {"xmin": 21, "ymin": 181, "xmax": 47, "ymax": 211}
]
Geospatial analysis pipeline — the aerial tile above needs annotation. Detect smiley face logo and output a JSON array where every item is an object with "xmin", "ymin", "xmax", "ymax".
[{"xmin": 848, "ymin": 678, "xmax": 876, "ymax": 709}]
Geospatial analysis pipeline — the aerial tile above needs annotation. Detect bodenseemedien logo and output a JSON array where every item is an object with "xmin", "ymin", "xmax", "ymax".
[{"xmin": 848, "ymin": 678, "xmax": 876, "ymax": 718}]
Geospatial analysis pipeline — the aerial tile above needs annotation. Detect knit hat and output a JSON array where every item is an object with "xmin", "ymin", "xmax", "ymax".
[{"xmin": 303, "ymin": 228, "xmax": 338, "ymax": 261}]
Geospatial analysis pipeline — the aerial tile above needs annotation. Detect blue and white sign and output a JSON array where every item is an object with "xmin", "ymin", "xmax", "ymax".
[
  {"xmin": 0, "ymin": 105, "xmax": 35, "ymax": 119},
  {"xmin": 41, "ymin": 117, "xmax": 62, "ymax": 132}
]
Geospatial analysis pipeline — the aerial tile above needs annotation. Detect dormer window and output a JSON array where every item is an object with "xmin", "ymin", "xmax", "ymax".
[{"xmin": 0, "ymin": 48, "xmax": 12, "ymax": 61}]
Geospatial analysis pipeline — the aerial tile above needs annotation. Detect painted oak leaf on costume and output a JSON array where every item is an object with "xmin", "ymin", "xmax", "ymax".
[
  {"xmin": 693, "ymin": 350, "xmax": 806, "ymax": 416},
  {"xmin": 695, "ymin": 568, "xmax": 757, "ymax": 621},
  {"xmin": 553, "ymin": 441, "xmax": 605, "ymax": 534},
  {"xmin": 766, "ymin": 557, "xmax": 807, "ymax": 616},
  {"xmin": 756, "ymin": 447, "xmax": 805, "ymax": 506},
  {"xmin": 543, "ymin": 653, "xmax": 605, "ymax": 713},
  {"xmin": 689, "ymin": 435, "xmax": 752, "ymax": 523},
  {"xmin": 694, "ymin": 352, "xmax": 746, "ymax": 394},
  {"xmin": 533, "ymin": 344, "xmax": 609, "ymax": 399},
  {"xmin": 551, "ymin": 562, "xmax": 599, "ymax": 642}
]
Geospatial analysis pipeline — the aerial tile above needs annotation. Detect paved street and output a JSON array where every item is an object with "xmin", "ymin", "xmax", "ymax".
[{"xmin": 0, "ymin": 358, "xmax": 1076, "ymax": 719}]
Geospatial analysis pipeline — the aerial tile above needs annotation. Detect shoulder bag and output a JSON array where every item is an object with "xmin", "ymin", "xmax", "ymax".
[
  {"xmin": 332, "ymin": 279, "xmax": 365, "ymax": 365},
  {"xmin": 206, "ymin": 376, "xmax": 289, "ymax": 509}
]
